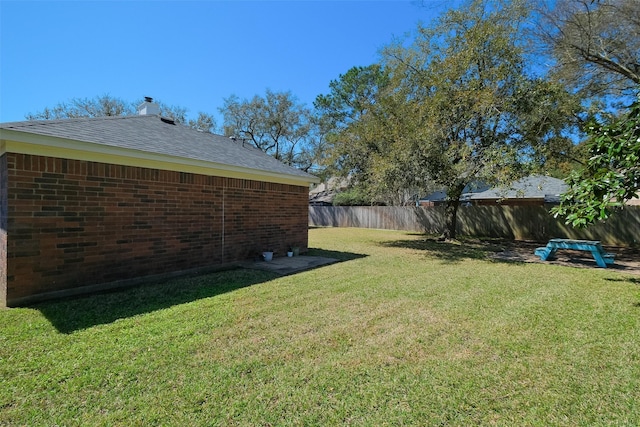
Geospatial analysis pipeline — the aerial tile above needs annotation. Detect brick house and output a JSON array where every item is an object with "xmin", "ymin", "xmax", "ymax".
[{"xmin": 0, "ymin": 100, "xmax": 318, "ymax": 306}]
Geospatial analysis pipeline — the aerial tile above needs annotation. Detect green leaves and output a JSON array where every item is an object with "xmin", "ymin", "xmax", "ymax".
[{"xmin": 553, "ymin": 93, "xmax": 640, "ymax": 227}]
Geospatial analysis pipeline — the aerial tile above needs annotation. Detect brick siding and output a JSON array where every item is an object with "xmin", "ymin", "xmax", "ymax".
[
  {"xmin": 1, "ymin": 154, "xmax": 7, "ymax": 307},
  {"xmin": 2, "ymin": 153, "xmax": 309, "ymax": 305}
]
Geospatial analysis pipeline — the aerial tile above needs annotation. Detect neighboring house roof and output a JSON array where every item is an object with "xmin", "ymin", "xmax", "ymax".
[
  {"xmin": 0, "ymin": 114, "xmax": 318, "ymax": 186},
  {"xmin": 421, "ymin": 190, "xmax": 448, "ymax": 203},
  {"xmin": 309, "ymin": 190, "xmax": 335, "ymax": 205},
  {"xmin": 628, "ymin": 197, "xmax": 640, "ymax": 206},
  {"xmin": 420, "ymin": 176, "xmax": 568, "ymax": 204},
  {"xmin": 468, "ymin": 175, "xmax": 567, "ymax": 202},
  {"xmin": 419, "ymin": 182, "xmax": 491, "ymax": 203},
  {"xmin": 309, "ymin": 177, "xmax": 350, "ymax": 205}
]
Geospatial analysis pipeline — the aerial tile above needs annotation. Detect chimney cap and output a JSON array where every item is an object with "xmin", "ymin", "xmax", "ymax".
[{"xmin": 144, "ymin": 96, "xmax": 153, "ymax": 103}]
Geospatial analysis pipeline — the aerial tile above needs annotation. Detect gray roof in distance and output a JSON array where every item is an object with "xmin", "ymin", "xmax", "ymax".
[
  {"xmin": 420, "ymin": 176, "xmax": 568, "ymax": 203},
  {"xmin": 0, "ymin": 114, "xmax": 317, "ymax": 183},
  {"xmin": 468, "ymin": 175, "xmax": 568, "ymax": 201}
]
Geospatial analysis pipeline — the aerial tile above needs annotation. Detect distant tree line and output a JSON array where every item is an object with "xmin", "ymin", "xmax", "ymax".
[
  {"xmin": 25, "ymin": 0, "xmax": 639, "ymax": 238},
  {"xmin": 26, "ymin": 95, "xmax": 217, "ymax": 134}
]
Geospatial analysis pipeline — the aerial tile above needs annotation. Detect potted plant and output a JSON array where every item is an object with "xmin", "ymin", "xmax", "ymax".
[
  {"xmin": 262, "ymin": 249, "xmax": 274, "ymax": 262},
  {"xmin": 287, "ymin": 247, "xmax": 294, "ymax": 257}
]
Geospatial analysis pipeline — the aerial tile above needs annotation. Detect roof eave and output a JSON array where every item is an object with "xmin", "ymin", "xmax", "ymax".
[{"xmin": 0, "ymin": 129, "xmax": 319, "ymax": 186}]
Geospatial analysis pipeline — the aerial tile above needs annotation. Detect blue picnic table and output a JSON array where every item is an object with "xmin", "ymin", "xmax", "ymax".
[{"xmin": 535, "ymin": 238, "xmax": 615, "ymax": 268}]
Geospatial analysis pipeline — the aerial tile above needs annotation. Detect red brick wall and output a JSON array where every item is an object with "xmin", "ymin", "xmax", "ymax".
[
  {"xmin": 0, "ymin": 154, "xmax": 7, "ymax": 307},
  {"xmin": 3, "ymin": 153, "xmax": 309, "ymax": 305}
]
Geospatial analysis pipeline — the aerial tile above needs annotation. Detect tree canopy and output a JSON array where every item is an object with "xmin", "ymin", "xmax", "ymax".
[
  {"xmin": 26, "ymin": 95, "xmax": 134, "ymax": 120},
  {"xmin": 316, "ymin": 0, "xmax": 577, "ymax": 236},
  {"xmin": 25, "ymin": 95, "xmax": 218, "ymax": 133},
  {"xmin": 219, "ymin": 90, "xmax": 319, "ymax": 171},
  {"xmin": 534, "ymin": 0, "xmax": 640, "ymax": 227},
  {"xmin": 314, "ymin": 65, "xmax": 419, "ymax": 205},
  {"xmin": 534, "ymin": 0, "xmax": 640, "ymax": 100}
]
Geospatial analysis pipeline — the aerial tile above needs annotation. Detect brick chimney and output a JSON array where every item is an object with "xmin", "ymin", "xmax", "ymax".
[{"xmin": 137, "ymin": 97, "xmax": 160, "ymax": 115}]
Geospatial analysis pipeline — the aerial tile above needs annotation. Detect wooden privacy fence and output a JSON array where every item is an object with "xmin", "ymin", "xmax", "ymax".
[{"xmin": 309, "ymin": 205, "xmax": 640, "ymax": 246}]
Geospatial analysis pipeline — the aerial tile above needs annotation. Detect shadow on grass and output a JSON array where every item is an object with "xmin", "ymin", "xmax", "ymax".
[
  {"xmin": 307, "ymin": 247, "xmax": 368, "ymax": 262},
  {"xmin": 606, "ymin": 276, "xmax": 640, "ymax": 285},
  {"xmin": 34, "ymin": 250, "xmax": 363, "ymax": 334},
  {"xmin": 33, "ymin": 269, "xmax": 276, "ymax": 334},
  {"xmin": 379, "ymin": 236, "xmax": 506, "ymax": 264}
]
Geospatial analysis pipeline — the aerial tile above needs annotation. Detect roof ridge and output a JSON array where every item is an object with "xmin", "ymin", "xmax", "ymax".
[{"xmin": 1, "ymin": 114, "xmax": 156, "ymax": 129}]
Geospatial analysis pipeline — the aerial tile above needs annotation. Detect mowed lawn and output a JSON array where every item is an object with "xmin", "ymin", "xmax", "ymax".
[{"xmin": 1, "ymin": 228, "xmax": 639, "ymax": 426}]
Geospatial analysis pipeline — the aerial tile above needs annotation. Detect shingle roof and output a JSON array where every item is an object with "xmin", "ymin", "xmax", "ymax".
[
  {"xmin": 420, "ymin": 176, "xmax": 568, "ymax": 203},
  {"xmin": 0, "ymin": 114, "xmax": 317, "ymax": 183},
  {"xmin": 468, "ymin": 175, "xmax": 567, "ymax": 200},
  {"xmin": 420, "ymin": 182, "xmax": 491, "ymax": 202}
]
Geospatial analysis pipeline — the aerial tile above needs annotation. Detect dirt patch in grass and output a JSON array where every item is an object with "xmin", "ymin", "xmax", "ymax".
[
  {"xmin": 387, "ymin": 234, "xmax": 640, "ymax": 275},
  {"xmin": 484, "ymin": 239, "xmax": 640, "ymax": 275}
]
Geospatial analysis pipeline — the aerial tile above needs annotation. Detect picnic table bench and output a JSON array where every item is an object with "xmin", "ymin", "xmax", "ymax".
[{"xmin": 535, "ymin": 238, "xmax": 615, "ymax": 268}]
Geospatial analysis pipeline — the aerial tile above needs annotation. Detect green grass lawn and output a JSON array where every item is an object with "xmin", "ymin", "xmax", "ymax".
[{"xmin": 1, "ymin": 227, "xmax": 639, "ymax": 426}]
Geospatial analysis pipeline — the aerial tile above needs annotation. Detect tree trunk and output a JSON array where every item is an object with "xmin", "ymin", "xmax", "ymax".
[
  {"xmin": 440, "ymin": 183, "xmax": 465, "ymax": 241},
  {"xmin": 442, "ymin": 199, "xmax": 460, "ymax": 240}
]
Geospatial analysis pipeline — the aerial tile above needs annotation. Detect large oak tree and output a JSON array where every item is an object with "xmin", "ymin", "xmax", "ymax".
[{"xmin": 318, "ymin": 0, "xmax": 576, "ymax": 237}]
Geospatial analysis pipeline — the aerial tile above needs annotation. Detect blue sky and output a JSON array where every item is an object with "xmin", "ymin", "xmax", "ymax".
[{"xmin": 1, "ymin": 0, "xmax": 461, "ymax": 125}]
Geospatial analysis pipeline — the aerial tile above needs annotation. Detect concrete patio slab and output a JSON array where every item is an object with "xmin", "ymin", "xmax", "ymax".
[{"xmin": 242, "ymin": 255, "xmax": 339, "ymax": 276}]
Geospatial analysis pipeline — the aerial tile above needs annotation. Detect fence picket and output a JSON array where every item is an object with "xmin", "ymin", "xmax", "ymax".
[{"xmin": 309, "ymin": 205, "xmax": 640, "ymax": 246}]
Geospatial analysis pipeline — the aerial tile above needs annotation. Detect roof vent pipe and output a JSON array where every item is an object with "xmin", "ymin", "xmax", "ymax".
[{"xmin": 137, "ymin": 97, "xmax": 161, "ymax": 115}]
